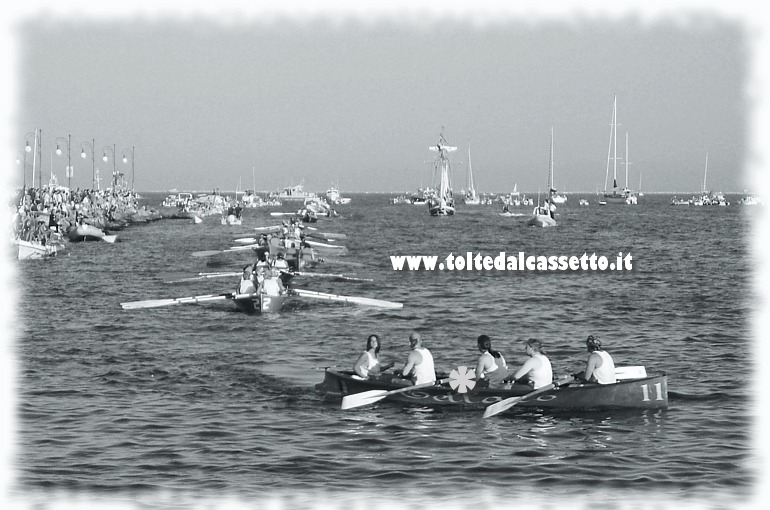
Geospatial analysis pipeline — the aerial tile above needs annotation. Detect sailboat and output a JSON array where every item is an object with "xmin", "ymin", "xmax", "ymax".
[
  {"xmin": 426, "ymin": 131, "xmax": 456, "ymax": 216},
  {"xmin": 692, "ymin": 153, "xmax": 709, "ymax": 206},
  {"xmin": 622, "ymin": 132, "xmax": 637, "ymax": 204},
  {"xmin": 463, "ymin": 140, "xmax": 480, "ymax": 205},
  {"xmin": 528, "ymin": 127, "xmax": 557, "ymax": 227},
  {"xmin": 549, "ymin": 148, "xmax": 567, "ymax": 204},
  {"xmin": 638, "ymin": 170, "xmax": 644, "ymax": 197},
  {"xmin": 602, "ymin": 95, "xmax": 636, "ymax": 205}
]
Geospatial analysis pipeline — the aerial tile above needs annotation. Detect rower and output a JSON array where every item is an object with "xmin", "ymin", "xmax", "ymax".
[
  {"xmin": 238, "ymin": 265, "xmax": 257, "ymax": 294},
  {"xmin": 573, "ymin": 335, "xmax": 616, "ymax": 384}
]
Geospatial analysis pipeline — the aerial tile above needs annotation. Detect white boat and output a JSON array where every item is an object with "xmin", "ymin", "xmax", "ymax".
[
  {"xmin": 221, "ymin": 214, "xmax": 242, "ymax": 226},
  {"xmin": 463, "ymin": 141, "xmax": 480, "ymax": 205},
  {"xmin": 426, "ymin": 132, "xmax": 456, "ymax": 216},
  {"xmin": 549, "ymin": 156, "xmax": 567, "ymax": 204},
  {"xmin": 528, "ymin": 127, "xmax": 557, "ymax": 227},
  {"xmin": 271, "ymin": 182, "xmax": 317, "ymax": 201},
  {"xmin": 579, "ymin": 199, "xmax": 590, "ymax": 206},
  {"xmin": 15, "ymin": 238, "xmax": 61, "ymax": 260},
  {"xmin": 739, "ymin": 194, "xmax": 762, "ymax": 205},
  {"xmin": 325, "ymin": 185, "xmax": 351, "ymax": 205},
  {"xmin": 602, "ymin": 96, "xmax": 637, "ymax": 205},
  {"xmin": 68, "ymin": 223, "xmax": 117, "ymax": 243}
]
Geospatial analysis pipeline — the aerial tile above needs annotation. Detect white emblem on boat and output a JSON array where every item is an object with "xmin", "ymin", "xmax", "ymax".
[{"xmin": 448, "ymin": 366, "xmax": 476, "ymax": 394}]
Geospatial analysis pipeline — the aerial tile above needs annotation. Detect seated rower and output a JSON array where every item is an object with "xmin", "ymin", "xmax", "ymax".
[
  {"xmin": 353, "ymin": 334, "xmax": 395, "ymax": 380},
  {"xmin": 474, "ymin": 335, "xmax": 508, "ymax": 388},
  {"xmin": 259, "ymin": 270, "xmax": 286, "ymax": 296},
  {"xmin": 238, "ymin": 264, "xmax": 257, "ymax": 294},
  {"xmin": 393, "ymin": 332, "xmax": 436, "ymax": 386},
  {"xmin": 506, "ymin": 338, "xmax": 553, "ymax": 389},
  {"xmin": 573, "ymin": 335, "xmax": 616, "ymax": 384}
]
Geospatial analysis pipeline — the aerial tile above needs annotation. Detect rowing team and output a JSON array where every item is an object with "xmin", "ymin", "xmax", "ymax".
[
  {"xmin": 237, "ymin": 249, "xmax": 291, "ymax": 296},
  {"xmin": 353, "ymin": 332, "xmax": 616, "ymax": 389}
]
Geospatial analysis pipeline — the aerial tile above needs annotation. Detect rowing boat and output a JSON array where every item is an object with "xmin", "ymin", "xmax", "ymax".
[
  {"xmin": 15, "ymin": 239, "xmax": 62, "ymax": 260},
  {"xmin": 316, "ymin": 369, "xmax": 668, "ymax": 411},
  {"xmin": 67, "ymin": 223, "xmax": 117, "ymax": 243}
]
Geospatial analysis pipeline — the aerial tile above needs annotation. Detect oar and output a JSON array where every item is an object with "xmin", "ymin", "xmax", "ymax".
[
  {"xmin": 233, "ymin": 237, "xmax": 258, "ymax": 244},
  {"xmin": 270, "ymin": 212, "xmax": 297, "ymax": 217},
  {"xmin": 121, "ymin": 291, "xmax": 256, "ymax": 310},
  {"xmin": 165, "ymin": 272, "xmax": 241, "ymax": 283},
  {"xmin": 312, "ymin": 257, "xmax": 366, "ymax": 268},
  {"xmin": 254, "ymin": 225, "xmax": 281, "ymax": 232},
  {"xmin": 305, "ymin": 226, "xmax": 347, "ymax": 238},
  {"xmin": 290, "ymin": 288, "xmax": 403, "ymax": 309},
  {"xmin": 192, "ymin": 244, "xmax": 258, "ymax": 257},
  {"xmin": 341, "ymin": 378, "xmax": 451, "ymax": 410},
  {"xmin": 281, "ymin": 270, "xmax": 373, "ymax": 282},
  {"xmin": 482, "ymin": 376, "xmax": 575, "ymax": 418},
  {"xmin": 306, "ymin": 230, "xmax": 347, "ymax": 239},
  {"xmin": 304, "ymin": 239, "xmax": 347, "ymax": 251}
]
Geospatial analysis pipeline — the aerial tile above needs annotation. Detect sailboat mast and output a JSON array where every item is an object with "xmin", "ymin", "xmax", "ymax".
[
  {"xmin": 467, "ymin": 141, "xmax": 473, "ymax": 192},
  {"xmin": 613, "ymin": 95, "xmax": 618, "ymax": 189},
  {"xmin": 32, "ymin": 128, "xmax": 38, "ymax": 189},
  {"xmin": 548, "ymin": 126, "xmax": 554, "ymax": 206},
  {"xmin": 702, "ymin": 152, "xmax": 709, "ymax": 192},
  {"xmin": 604, "ymin": 96, "xmax": 615, "ymax": 193},
  {"xmin": 624, "ymin": 131, "xmax": 630, "ymax": 189}
]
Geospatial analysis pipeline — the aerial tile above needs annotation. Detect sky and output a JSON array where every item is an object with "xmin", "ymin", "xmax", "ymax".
[{"xmin": 2, "ymin": 2, "xmax": 763, "ymax": 195}]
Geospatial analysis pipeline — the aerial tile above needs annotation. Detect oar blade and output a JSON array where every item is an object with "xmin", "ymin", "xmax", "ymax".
[
  {"xmin": 482, "ymin": 376, "xmax": 575, "ymax": 418},
  {"xmin": 192, "ymin": 250, "xmax": 226, "ymax": 257},
  {"xmin": 482, "ymin": 396, "xmax": 522, "ymax": 418},
  {"xmin": 341, "ymin": 390, "xmax": 388, "ymax": 410},
  {"xmin": 291, "ymin": 288, "xmax": 403, "ymax": 309},
  {"xmin": 121, "ymin": 298, "xmax": 180, "ymax": 310}
]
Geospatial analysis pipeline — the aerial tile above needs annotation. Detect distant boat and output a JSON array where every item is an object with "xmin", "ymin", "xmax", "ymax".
[
  {"xmin": 271, "ymin": 182, "xmax": 317, "ymax": 201},
  {"xmin": 426, "ymin": 131, "xmax": 456, "ymax": 216},
  {"xmin": 463, "ymin": 140, "xmax": 480, "ymax": 205},
  {"xmin": 326, "ymin": 184, "xmax": 351, "ymax": 205},
  {"xmin": 528, "ymin": 127, "xmax": 557, "ymax": 227},
  {"xmin": 739, "ymin": 194, "xmax": 762, "ymax": 205},
  {"xmin": 15, "ymin": 238, "xmax": 62, "ymax": 260},
  {"xmin": 602, "ymin": 95, "xmax": 637, "ymax": 205},
  {"xmin": 549, "ymin": 148, "xmax": 567, "ymax": 204}
]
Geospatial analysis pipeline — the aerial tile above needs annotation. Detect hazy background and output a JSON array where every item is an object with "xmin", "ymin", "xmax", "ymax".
[{"xmin": 5, "ymin": 5, "xmax": 754, "ymax": 194}]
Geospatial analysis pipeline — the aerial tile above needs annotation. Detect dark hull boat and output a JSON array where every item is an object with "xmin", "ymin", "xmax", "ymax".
[
  {"xmin": 232, "ymin": 292, "xmax": 288, "ymax": 314},
  {"xmin": 316, "ymin": 369, "xmax": 668, "ymax": 411}
]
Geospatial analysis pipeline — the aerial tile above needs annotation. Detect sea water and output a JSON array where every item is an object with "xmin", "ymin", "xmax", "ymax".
[{"xmin": 8, "ymin": 193, "xmax": 759, "ymax": 509}]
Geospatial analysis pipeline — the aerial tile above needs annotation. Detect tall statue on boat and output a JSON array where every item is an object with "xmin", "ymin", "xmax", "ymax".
[{"xmin": 426, "ymin": 131, "xmax": 456, "ymax": 216}]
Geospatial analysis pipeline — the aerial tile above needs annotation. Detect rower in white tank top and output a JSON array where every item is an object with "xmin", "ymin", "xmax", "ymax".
[
  {"xmin": 411, "ymin": 347, "xmax": 436, "ymax": 385},
  {"xmin": 591, "ymin": 350, "xmax": 616, "ymax": 384},
  {"xmin": 581, "ymin": 335, "xmax": 617, "ymax": 384},
  {"xmin": 510, "ymin": 339, "xmax": 553, "ymax": 389},
  {"xmin": 400, "ymin": 333, "xmax": 436, "ymax": 385}
]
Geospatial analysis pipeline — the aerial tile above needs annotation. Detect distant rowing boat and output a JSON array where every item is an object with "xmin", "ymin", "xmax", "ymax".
[
  {"xmin": 68, "ymin": 223, "xmax": 116, "ymax": 243},
  {"xmin": 14, "ymin": 238, "xmax": 62, "ymax": 260}
]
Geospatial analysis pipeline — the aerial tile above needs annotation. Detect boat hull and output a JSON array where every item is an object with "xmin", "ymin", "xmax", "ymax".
[
  {"xmin": 68, "ymin": 224, "xmax": 107, "ymax": 242},
  {"xmin": 316, "ymin": 370, "xmax": 668, "ymax": 411},
  {"xmin": 221, "ymin": 215, "xmax": 242, "ymax": 225},
  {"xmin": 232, "ymin": 292, "xmax": 287, "ymax": 314},
  {"xmin": 16, "ymin": 239, "xmax": 60, "ymax": 260},
  {"xmin": 527, "ymin": 213, "xmax": 557, "ymax": 227}
]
